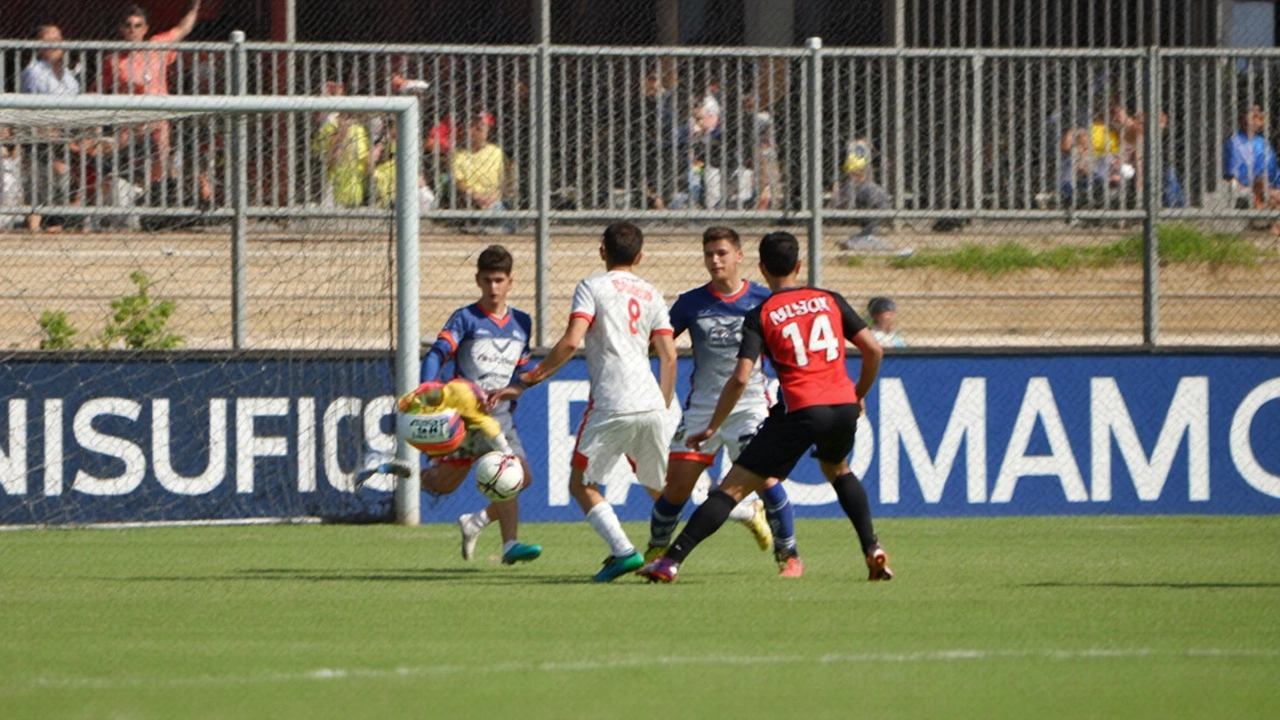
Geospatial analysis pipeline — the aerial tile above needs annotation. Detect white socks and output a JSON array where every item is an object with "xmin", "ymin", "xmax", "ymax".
[
  {"xmin": 585, "ymin": 502, "xmax": 635, "ymax": 557},
  {"xmin": 472, "ymin": 509, "xmax": 491, "ymax": 528}
]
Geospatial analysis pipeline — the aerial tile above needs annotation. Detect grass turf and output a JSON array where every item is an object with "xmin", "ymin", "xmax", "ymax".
[{"xmin": 1, "ymin": 515, "xmax": 1277, "ymax": 718}]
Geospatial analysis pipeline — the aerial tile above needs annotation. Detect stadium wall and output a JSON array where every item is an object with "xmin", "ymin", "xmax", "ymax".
[{"xmin": 1, "ymin": 351, "xmax": 1278, "ymax": 526}]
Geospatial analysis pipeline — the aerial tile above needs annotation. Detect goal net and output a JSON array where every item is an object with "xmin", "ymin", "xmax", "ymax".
[{"xmin": 0, "ymin": 94, "xmax": 422, "ymax": 527}]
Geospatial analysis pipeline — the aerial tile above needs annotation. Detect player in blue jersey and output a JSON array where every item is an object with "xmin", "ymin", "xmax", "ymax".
[
  {"xmin": 646, "ymin": 226, "xmax": 805, "ymax": 577},
  {"xmin": 418, "ymin": 245, "xmax": 541, "ymax": 565}
]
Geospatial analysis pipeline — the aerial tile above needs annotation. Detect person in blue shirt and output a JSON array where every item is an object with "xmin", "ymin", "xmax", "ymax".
[
  {"xmin": 1224, "ymin": 105, "xmax": 1280, "ymax": 213},
  {"xmin": 419, "ymin": 245, "xmax": 541, "ymax": 565},
  {"xmin": 646, "ymin": 226, "xmax": 805, "ymax": 577}
]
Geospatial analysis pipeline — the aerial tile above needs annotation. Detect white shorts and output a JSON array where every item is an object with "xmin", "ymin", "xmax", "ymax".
[
  {"xmin": 669, "ymin": 403, "xmax": 768, "ymax": 465},
  {"xmin": 573, "ymin": 408, "xmax": 670, "ymax": 491},
  {"xmin": 438, "ymin": 405, "xmax": 525, "ymax": 467}
]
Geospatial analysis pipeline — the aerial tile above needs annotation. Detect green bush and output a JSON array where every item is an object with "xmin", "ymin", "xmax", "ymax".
[
  {"xmin": 37, "ymin": 310, "xmax": 79, "ymax": 350},
  {"xmin": 96, "ymin": 272, "xmax": 183, "ymax": 350}
]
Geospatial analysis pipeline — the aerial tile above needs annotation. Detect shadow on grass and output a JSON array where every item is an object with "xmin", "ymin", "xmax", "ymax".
[
  {"xmin": 111, "ymin": 567, "xmax": 599, "ymax": 585},
  {"xmin": 1022, "ymin": 581, "xmax": 1280, "ymax": 590}
]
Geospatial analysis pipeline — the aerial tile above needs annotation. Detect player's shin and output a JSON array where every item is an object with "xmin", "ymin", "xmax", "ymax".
[
  {"xmin": 760, "ymin": 481, "xmax": 797, "ymax": 556},
  {"xmin": 585, "ymin": 501, "xmax": 636, "ymax": 558},
  {"xmin": 832, "ymin": 472, "xmax": 878, "ymax": 555},
  {"xmin": 664, "ymin": 489, "xmax": 737, "ymax": 563},
  {"xmin": 648, "ymin": 495, "xmax": 685, "ymax": 550}
]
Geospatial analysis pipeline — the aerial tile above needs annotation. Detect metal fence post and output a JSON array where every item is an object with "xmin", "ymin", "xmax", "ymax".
[
  {"xmin": 893, "ymin": 0, "xmax": 906, "ymax": 231},
  {"xmin": 230, "ymin": 31, "xmax": 249, "ymax": 349},
  {"xmin": 394, "ymin": 98, "xmax": 422, "ymax": 527},
  {"xmin": 1142, "ymin": 46, "xmax": 1161, "ymax": 346},
  {"xmin": 805, "ymin": 37, "xmax": 824, "ymax": 288},
  {"xmin": 534, "ymin": 0, "xmax": 552, "ymax": 348},
  {"xmin": 971, "ymin": 54, "xmax": 984, "ymax": 215}
]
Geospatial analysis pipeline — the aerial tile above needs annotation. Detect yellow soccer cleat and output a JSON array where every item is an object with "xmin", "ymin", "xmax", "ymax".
[{"xmin": 740, "ymin": 499, "xmax": 773, "ymax": 552}]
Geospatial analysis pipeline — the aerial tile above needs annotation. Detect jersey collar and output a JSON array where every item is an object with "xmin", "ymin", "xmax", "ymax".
[
  {"xmin": 707, "ymin": 280, "xmax": 749, "ymax": 303},
  {"xmin": 474, "ymin": 302, "xmax": 511, "ymax": 327}
]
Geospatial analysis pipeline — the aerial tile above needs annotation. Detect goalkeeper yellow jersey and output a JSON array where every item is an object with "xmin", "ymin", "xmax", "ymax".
[{"xmin": 397, "ymin": 379, "xmax": 502, "ymax": 441}]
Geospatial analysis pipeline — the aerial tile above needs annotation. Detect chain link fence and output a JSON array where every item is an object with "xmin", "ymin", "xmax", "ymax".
[{"xmin": 2, "ymin": 2, "xmax": 1278, "ymax": 351}]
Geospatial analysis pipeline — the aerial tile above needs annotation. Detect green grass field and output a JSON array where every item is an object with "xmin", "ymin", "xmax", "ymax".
[{"xmin": 2, "ymin": 516, "xmax": 1277, "ymax": 719}]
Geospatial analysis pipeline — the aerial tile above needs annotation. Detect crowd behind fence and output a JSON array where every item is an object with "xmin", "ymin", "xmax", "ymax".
[{"xmin": 5, "ymin": 38, "xmax": 1280, "ymax": 226}]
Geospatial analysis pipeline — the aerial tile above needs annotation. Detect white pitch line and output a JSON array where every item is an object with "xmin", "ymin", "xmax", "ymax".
[{"xmin": 26, "ymin": 648, "xmax": 1280, "ymax": 691}]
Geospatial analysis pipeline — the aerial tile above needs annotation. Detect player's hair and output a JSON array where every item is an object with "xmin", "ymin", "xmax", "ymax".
[
  {"xmin": 702, "ymin": 226, "xmax": 740, "ymax": 248},
  {"xmin": 759, "ymin": 231, "xmax": 800, "ymax": 277},
  {"xmin": 602, "ymin": 222, "xmax": 643, "ymax": 266},
  {"xmin": 120, "ymin": 4, "xmax": 149, "ymax": 25},
  {"xmin": 476, "ymin": 244, "xmax": 514, "ymax": 275}
]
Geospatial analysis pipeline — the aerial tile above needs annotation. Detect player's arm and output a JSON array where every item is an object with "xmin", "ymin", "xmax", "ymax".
[
  {"xmin": 685, "ymin": 356, "xmax": 753, "ymax": 451},
  {"xmin": 488, "ymin": 315, "xmax": 589, "ymax": 406},
  {"xmin": 849, "ymin": 328, "xmax": 882, "ymax": 406},
  {"xmin": 833, "ymin": 292, "xmax": 883, "ymax": 406},
  {"xmin": 653, "ymin": 331, "xmax": 677, "ymax": 408}
]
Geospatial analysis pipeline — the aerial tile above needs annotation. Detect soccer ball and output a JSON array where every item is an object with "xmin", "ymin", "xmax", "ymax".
[{"xmin": 474, "ymin": 451, "xmax": 523, "ymax": 502}]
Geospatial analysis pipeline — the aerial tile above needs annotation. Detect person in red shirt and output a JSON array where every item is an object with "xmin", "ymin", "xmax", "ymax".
[
  {"xmin": 639, "ymin": 230, "xmax": 893, "ymax": 583},
  {"xmin": 104, "ymin": 2, "xmax": 202, "ymax": 182}
]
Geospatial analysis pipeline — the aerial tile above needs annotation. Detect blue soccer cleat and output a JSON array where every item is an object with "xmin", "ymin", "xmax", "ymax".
[
  {"xmin": 501, "ymin": 542, "xmax": 542, "ymax": 565},
  {"xmin": 591, "ymin": 551, "xmax": 644, "ymax": 583}
]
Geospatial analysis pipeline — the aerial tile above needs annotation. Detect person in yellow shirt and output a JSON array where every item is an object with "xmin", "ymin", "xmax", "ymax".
[{"xmin": 451, "ymin": 112, "xmax": 514, "ymax": 233}]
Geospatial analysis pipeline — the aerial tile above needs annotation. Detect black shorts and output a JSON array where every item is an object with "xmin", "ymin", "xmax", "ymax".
[{"xmin": 732, "ymin": 403, "xmax": 861, "ymax": 481}]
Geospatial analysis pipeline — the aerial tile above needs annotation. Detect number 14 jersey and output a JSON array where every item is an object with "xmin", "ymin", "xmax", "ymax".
[{"xmin": 738, "ymin": 286, "xmax": 868, "ymax": 412}]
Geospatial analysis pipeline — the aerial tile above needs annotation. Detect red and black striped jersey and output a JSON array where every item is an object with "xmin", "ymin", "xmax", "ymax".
[{"xmin": 738, "ymin": 286, "xmax": 867, "ymax": 412}]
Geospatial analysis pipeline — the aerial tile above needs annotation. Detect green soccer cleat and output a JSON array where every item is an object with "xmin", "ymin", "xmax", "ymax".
[
  {"xmin": 592, "ymin": 551, "xmax": 644, "ymax": 583},
  {"xmin": 501, "ymin": 542, "xmax": 542, "ymax": 565}
]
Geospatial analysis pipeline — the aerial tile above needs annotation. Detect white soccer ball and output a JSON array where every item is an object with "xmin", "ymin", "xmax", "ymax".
[{"xmin": 474, "ymin": 451, "xmax": 523, "ymax": 502}]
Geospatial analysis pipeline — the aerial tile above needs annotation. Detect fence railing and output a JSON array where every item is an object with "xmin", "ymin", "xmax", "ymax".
[
  {"xmin": 3, "ymin": 38, "xmax": 1280, "ymax": 349},
  {"xmin": 7, "ymin": 38, "xmax": 1280, "ymax": 218}
]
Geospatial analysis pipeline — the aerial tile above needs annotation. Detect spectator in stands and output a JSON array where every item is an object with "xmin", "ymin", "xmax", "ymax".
[
  {"xmin": 739, "ymin": 93, "xmax": 781, "ymax": 210},
  {"xmin": 833, "ymin": 138, "xmax": 900, "ymax": 253},
  {"xmin": 674, "ymin": 96, "xmax": 725, "ymax": 209},
  {"xmin": 103, "ymin": 2, "xmax": 202, "ymax": 184},
  {"xmin": 422, "ymin": 114, "xmax": 457, "ymax": 202},
  {"xmin": 637, "ymin": 67, "xmax": 677, "ymax": 209},
  {"xmin": 312, "ymin": 82, "xmax": 371, "ymax": 208},
  {"xmin": 20, "ymin": 23, "xmax": 81, "ymax": 232},
  {"xmin": 1060, "ymin": 127, "xmax": 1115, "ymax": 210},
  {"xmin": 1223, "ymin": 104, "xmax": 1280, "ymax": 229},
  {"xmin": 0, "ymin": 127, "xmax": 23, "ymax": 230},
  {"xmin": 867, "ymin": 296, "xmax": 907, "ymax": 348},
  {"xmin": 452, "ymin": 112, "xmax": 513, "ymax": 233}
]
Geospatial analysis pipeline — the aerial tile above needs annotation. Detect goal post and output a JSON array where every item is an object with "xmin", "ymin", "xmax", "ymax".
[{"xmin": 0, "ymin": 93, "xmax": 422, "ymax": 526}]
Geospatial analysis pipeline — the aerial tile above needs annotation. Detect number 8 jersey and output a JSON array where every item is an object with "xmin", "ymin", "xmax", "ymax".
[
  {"xmin": 738, "ymin": 286, "xmax": 868, "ymax": 412},
  {"xmin": 570, "ymin": 270, "xmax": 674, "ymax": 414}
]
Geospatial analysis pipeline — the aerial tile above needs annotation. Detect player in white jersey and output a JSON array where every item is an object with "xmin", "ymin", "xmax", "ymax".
[
  {"xmin": 490, "ymin": 222, "xmax": 678, "ymax": 582},
  {"xmin": 647, "ymin": 227, "xmax": 804, "ymax": 577},
  {"xmin": 417, "ymin": 245, "xmax": 541, "ymax": 565}
]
